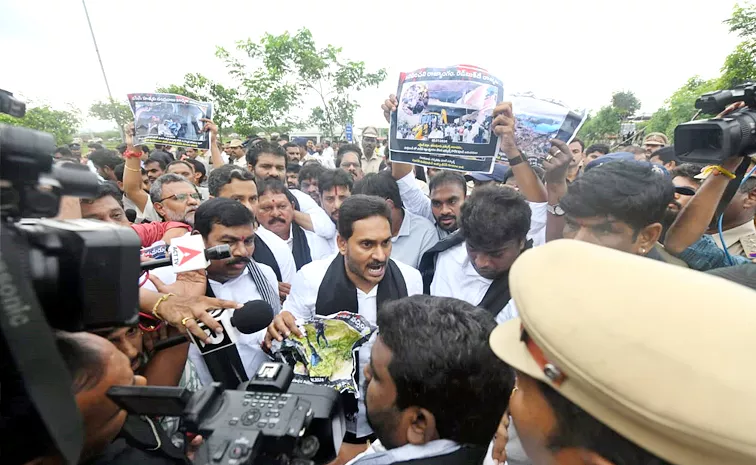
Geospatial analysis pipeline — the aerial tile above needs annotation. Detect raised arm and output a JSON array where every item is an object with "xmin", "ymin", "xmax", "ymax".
[
  {"xmin": 492, "ymin": 102, "xmax": 548, "ymax": 203},
  {"xmin": 200, "ymin": 118, "xmax": 224, "ymax": 168},
  {"xmin": 122, "ymin": 122, "xmax": 149, "ymax": 212},
  {"xmin": 541, "ymin": 140, "xmax": 573, "ymax": 242}
]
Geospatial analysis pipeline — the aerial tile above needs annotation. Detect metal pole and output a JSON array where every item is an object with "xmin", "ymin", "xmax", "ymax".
[{"xmin": 82, "ymin": 0, "xmax": 124, "ymax": 139}]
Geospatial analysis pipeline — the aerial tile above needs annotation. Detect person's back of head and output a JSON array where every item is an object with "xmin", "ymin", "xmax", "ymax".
[
  {"xmin": 460, "ymin": 185, "xmax": 531, "ymax": 249},
  {"xmin": 369, "ymin": 295, "xmax": 515, "ymax": 449},
  {"xmin": 88, "ymin": 149, "xmax": 122, "ymax": 170},
  {"xmin": 352, "ymin": 172, "xmax": 403, "ymax": 210},
  {"xmin": 585, "ymin": 143, "xmax": 610, "ymax": 156},
  {"xmin": 298, "ymin": 162, "xmax": 326, "ymax": 185}
]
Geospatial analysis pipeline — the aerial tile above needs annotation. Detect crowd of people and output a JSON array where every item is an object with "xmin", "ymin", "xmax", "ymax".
[{"xmin": 17, "ymin": 92, "xmax": 756, "ymax": 465}]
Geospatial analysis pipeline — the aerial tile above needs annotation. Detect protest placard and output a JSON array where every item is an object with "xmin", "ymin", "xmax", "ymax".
[
  {"xmin": 127, "ymin": 93, "xmax": 213, "ymax": 149},
  {"xmin": 389, "ymin": 65, "xmax": 503, "ymax": 173},
  {"xmin": 499, "ymin": 93, "xmax": 586, "ymax": 161}
]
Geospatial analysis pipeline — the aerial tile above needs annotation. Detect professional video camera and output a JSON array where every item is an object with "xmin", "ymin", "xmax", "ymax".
[
  {"xmin": 0, "ymin": 89, "xmax": 142, "ymax": 464},
  {"xmin": 108, "ymin": 361, "xmax": 344, "ymax": 465},
  {"xmin": 675, "ymin": 82, "xmax": 756, "ymax": 163}
]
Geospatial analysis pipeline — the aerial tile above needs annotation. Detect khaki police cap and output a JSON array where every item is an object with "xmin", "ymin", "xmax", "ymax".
[
  {"xmin": 644, "ymin": 132, "xmax": 669, "ymax": 146},
  {"xmin": 490, "ymin": 240, "xmax": 756, "ymax": 465}
]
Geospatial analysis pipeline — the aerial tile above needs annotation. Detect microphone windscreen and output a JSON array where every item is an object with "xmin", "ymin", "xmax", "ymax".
[
  {"xmin": 231, "ymin": 300, "xmax": 274, "ymax": 334},
  {"xmin": 125, "ymin": 209, "xmax": 137, "ymax": 223}
]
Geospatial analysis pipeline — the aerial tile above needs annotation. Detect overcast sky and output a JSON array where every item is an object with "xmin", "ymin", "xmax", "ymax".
[{"xmin": 1, "ymin": 0, "xmax": 742, "ymax": 132}]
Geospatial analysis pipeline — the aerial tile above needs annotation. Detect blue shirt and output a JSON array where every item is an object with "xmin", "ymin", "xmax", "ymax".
[{"xmin": 677, "ymin": 235, "xmax": 751, "ymax": 271}]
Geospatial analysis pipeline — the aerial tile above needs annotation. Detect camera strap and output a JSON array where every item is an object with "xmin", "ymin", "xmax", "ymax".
[
  {"xmin": 0, "ymin": 228, "xmax": 84, "ymax": 464},
  {"xmin": 714, "ymin": 158, "xmax": 751, "ymax": 219}
]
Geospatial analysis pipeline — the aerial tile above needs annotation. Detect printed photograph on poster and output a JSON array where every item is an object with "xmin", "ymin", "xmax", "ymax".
[
  {"xmin": 389, "ymin": 65, "xmax": 503, "ymax": 173},
  {"xmin": 128, "ymin": 93, "xmax": 213, "ymax": 149},
  {"xmin": 499, "ymin": 93, "xmax": 586, "ymax": 160}
]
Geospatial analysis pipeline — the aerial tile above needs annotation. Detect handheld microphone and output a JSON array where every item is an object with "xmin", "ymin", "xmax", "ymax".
[
  {"xmin": 186, "ymin": 300, "xmax": 274, "ymax": 389},
  {"xmin": 140, "ymin": 243, "xmax": 231, "ymax": 271}
]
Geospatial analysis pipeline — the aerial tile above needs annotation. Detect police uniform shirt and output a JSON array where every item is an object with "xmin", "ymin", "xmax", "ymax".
[
  {"xmin": 142, "ymin": 263, "xmax": 279, "ymax": 386},
  {"xmin": 708, "ymin": 219, "xmax": 756, "ymax": 257},
  {"xmin": 283, "ymin": 254, "xmax": 423, "ymax": 437}
]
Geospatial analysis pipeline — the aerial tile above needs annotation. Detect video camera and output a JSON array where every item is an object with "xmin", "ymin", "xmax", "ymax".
[
  {"xmin": 108, "ymin": 362, "xmax": 344, "ymax": 465},
  {"xmin": 675, "ymin": 82, "xmax": 756, "ymax": 163},
  {"xmin": 0, "ymin": 90, "xmax": 141, "ymax": 464}
]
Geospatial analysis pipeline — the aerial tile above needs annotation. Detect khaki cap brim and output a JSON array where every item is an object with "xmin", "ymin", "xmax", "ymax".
[{"xmin": 489, "ymin": 318, "xmax": 546, "ymax": 383}]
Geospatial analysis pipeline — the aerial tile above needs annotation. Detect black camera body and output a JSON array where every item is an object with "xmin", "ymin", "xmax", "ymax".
[
  {"xmin": 108, "ymin": 362, "xmax": 344, "ymax": 465},
  {"xmin": 675, "ymin": 82, "xmax": 756, "ymax": 163}
]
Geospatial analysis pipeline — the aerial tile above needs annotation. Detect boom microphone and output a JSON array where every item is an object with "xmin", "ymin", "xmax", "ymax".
[{"xmin": 186, "ymin": 300, "xmax": 275, "ymax": 389}]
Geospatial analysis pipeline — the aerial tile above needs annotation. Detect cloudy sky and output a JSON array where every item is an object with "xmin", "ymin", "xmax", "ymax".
[{"xmin": 1, "ymin": 0, "xmax": 742, "ymax": 132}]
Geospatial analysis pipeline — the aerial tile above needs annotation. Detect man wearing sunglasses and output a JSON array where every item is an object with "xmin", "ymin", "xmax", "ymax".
[{"xmin": 150, "ymin": 173, "xmax": 202, "ymax": 227}]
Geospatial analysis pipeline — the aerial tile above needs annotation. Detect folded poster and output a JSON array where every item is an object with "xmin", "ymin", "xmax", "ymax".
[
  {"xmin": 389, "ymin": 65, "xmax": 503, "ymax": 173},
  {"xmin": 128, "ymin": 93, "xmax": 213, "ymax": 149},
  {"xmin": 499, "ymin": 93, "xmax": 586, "ymax": 161},
  {"xmin": 273, "ymin": 312, "xmax": 377, "ymax": 395}
]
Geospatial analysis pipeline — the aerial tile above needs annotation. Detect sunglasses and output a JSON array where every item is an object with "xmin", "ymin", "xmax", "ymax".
[{"xmin": 674, "ymin": 186, "xmax": 696, "ymax": 196}]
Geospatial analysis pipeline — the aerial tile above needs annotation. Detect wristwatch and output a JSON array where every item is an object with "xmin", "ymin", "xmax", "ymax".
[
  {"xmin": 508, "ymin": 155, "xmax": 525, "ymax": 166},
  {"xmin": 547, "ymin": 204, "xmax": 565, "ymax": 216}
]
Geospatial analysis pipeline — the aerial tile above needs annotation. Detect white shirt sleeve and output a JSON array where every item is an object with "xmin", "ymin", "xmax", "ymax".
[
  {"xmin": 129, "ymin": 195, "xmax": 163, "ymax": 223},
  {"xmin": 292, "ymin": 189, "xmax": 337, "ymax": 240},
  {"xmin": 396, "ymin": 261, "xmax": 424, "ymax": 296},
  {"xmin": 256, "ymin": 227, "xmax": 296, "ymax": 284},
  {"xmin": 527, "ymin": 201, "xmax": 548, "ymax": 247},
  {"xmin": 282, "ymin": 265, "xmax": 317, "ymax": 320},
  {"xmin": 396, "ymin": 171, "xmax": 434, "ymax": 223},
  {"xmin": 495, "ymin": 299, "xmax": 519, "ymax": 324}
]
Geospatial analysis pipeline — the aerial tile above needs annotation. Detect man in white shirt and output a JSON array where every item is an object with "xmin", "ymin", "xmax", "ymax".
[
  {"xmin": 353, "ymin": 172, "xmax": 438, "ymax": 268},
  {"xmin": 256, "ymin": 178, "xmax": 335, "ymax": 268},
  {"xmin": 345, "ymin": 295, "xmax": 515, "ymax": 465},
  {"xmin": 264, "ymin": 195, "xmax": 423, "ymax": 463},
  {"xmin": 226, "ymin": 139, "xmax": 247, "ymax": 167},
  {"xmin": 320, "ymin": 139, "xmax": 336, "ymax": 169},
  {"xmin": 208, "ymin": 164, "xmax": 297, "ymax": 299},
  {"xmin": 246, "ymin": 140, "xmax": 337, "ymax": 243},
  {"xmin": 143, "ymin": 198, "xmax": 281, "ymax": 385}
]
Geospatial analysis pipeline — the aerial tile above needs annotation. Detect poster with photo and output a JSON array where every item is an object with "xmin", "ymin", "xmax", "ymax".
[
  {"xmin": 389, "ymin": 65, "xmax": 503, "ymax": 173},
  {"xmin": 499, "ymin": 93, "xmax": 586, "ymax": 161},
  {"xmin": 128, "ymin": 93, "xmax": 213, "ymax": 149}
]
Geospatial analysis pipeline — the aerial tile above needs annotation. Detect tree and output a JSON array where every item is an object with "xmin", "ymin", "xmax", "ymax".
[
  {"xmin": 577, "ymin": 105, "xmax": 622, "ymax": 145},
  {"xmin": 0, "ymin": 105, "xmax": 79, "ymax": 145},
  {"xmin": 89, "ymin": 100, "xmax": 132, "ymax": 136},
  {"xmin": 611, "ymin": 91, "xmax": 641, "ymax": 118},
  {"xmin": 220, "ymin": 28, "xmax": 386, "ymax": 139},
  {"xmin": 157, "ymin": 74, "xmax": 242, "ymax": 136},
  {"xmin": 645, "ymin": 77, "xmax": 719, "ymax": 140},
  {"xmin": 716, "ymin": 4, "xmax": 756, "ymax": 89}
]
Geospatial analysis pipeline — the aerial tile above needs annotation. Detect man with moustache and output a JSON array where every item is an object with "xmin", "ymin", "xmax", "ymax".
[
  {"xmin": 360, "ymin": 127, "xmax": 383, "ymax": 174},
  {"xmin": 144, "ymin": 198, "xmax": 282, "ymax": 384},
  {"xmin": 256, "ymin": 178, "xmax": 335, "ymax": 270},
  {"xmin": 337, "ymin": 144, "xmax": 366, "ymax": 181},
  {"xmin": 149, "ymin": 174, "xmax": 202, "ymax": 226},
  {"xmin": 264, "ymin": 195, "xmax": 423, "ymax": 464}
]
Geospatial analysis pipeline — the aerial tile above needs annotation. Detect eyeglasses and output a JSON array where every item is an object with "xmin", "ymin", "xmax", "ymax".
[{"xmin": 160, "ymin": 192, "xmax": 201, "ymax": 202}]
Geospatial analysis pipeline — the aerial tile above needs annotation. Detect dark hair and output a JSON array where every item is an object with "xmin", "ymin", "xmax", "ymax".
[
  {"xmin": 139, "ymin": 144, "xmax": 150, "ymax": 153},
  {"xmin": 257, "ymin": 177, "xmax": 289, "ymax": 198},
  {"xmin": 286, "ymin": 163, "xmax": 301, "ymax": 174},
  {"xmin": 282, "ymin": 142, "xmax": 299, "ymax": 151},
  {"xmin": 55, "ymin": 331, "xmax": 105, "ymax": 394},
  {"xmin": 337, "ymin": 194, "xmax": 391, "ymax": 240},
  {"xmin": 336, "ymin": 144, "xmax": 363, "ymax": 168},
  {"xmin": 299, "ymin": 163, "xmax": 327, "ymax": 184},
  {"xmin": 570, "ymin": 138, "xmax": 585, "ymax": 152},
  {"xmin": 319, "ymin": 168, "xmax": 353, "ymax": 195},
  {"xmin": 81, "ymin": 181, "xmax": 123, "ymax": 208},
  {"xmin": 352, "ymin": 172, "xmax": 403, "ymax": 209},
  {"xmin": 88, "ymin": 149, "xmax": 122, "ymax": 170},
  {"xmin": 651, "ymin": 146, "xmax": 680, "ymax": 164},
  {"xmin": 166, "ymin": 159, "xmax": 195, "ymax": 173},
  {"xmin": 144, "ymin": 156, "xmax": 167, "ymax": 170},
  {"xmin": 428, "ymin": 170, "xmax": 467, "ymax": 197},
  {"xmin": 378, "ymin": 295, "xmax": 515, "ymax": 445},
  {"xmin": 184, "ymin": 158, "xmax": 207, "ymax": 183},
  {"xmin": 671, "ymin": 163, "xmax": 705, "ymax": 183},
  {"xmin": 620, "ymin": 145, "xmax": 646, "ymax": 156},
  {"xmin": 114, "ymin": 163, "xmax": 125, "ymax": 182},
  {"xmin": 55, "ymin": 146, "xmax": 72, "ymax": 157},
  {"xmin": 561, "ymin": 161, "xmax": 674, "ymax": 232},
  {"xmin": 536, "ymin": 380, "xmax": 673, "ymax": 464},
  {"xmin": 246, "ymin": 140, "xmax": 286, "ymax": 167},
  {"xmin": 194, "ymin": 197, "xmax": 256, "ymax": 238},
  {"xmin": 207, "ymin": 165, "xmax": 256, "ymax": 197},
  {"xmin": 585, "ymin": 143, "xmax": 610, "ymax": 155},
  {"xmin": 740, "ymin": 176, "xmax": 756, "ymax": 194},
  {"xmin": 116, "ymin": 143, "xmax": 127, "ymax": 154},
  {"xmin": 460, "ymin": 185, "xmax": 531, "ymax": 250},
  {"xmin": 87, "ymin": 142, "xmax": 104, "ymax": 150}
]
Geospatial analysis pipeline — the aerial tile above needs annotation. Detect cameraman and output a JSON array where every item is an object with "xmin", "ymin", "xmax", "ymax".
[{"xmin": 347, "ymin": 295, "xmax": 515, "ymax": 465}]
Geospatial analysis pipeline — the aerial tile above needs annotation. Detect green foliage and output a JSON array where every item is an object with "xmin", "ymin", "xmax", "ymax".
[
  {"xmin": 717, "ymin": 41, "xmax": 756, "ymax": 89},
  {"xmin": 89, "ymin": 100, "xmax": 132, "ymax": 129},
  {"xmin": 157, "ymin": 73, "xmax": 241, "ymax": 137},
  {"xmin": 577, "ymin": 105, "xmax": 622, "ymax": 145},
  {"xmin": 725, "ymin": 3, "xmax": 756, "ymax": 39},
  {"xmin": 611, "ymin": 91, "xmax": 641, "ymax": 117},
  {"xmin": 645, "ymin": 77, "xmax": 719, "ymax": 141},
  {"xmin": 0, "ymin": 105, "xmax": 79, "ymax": 145}
]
